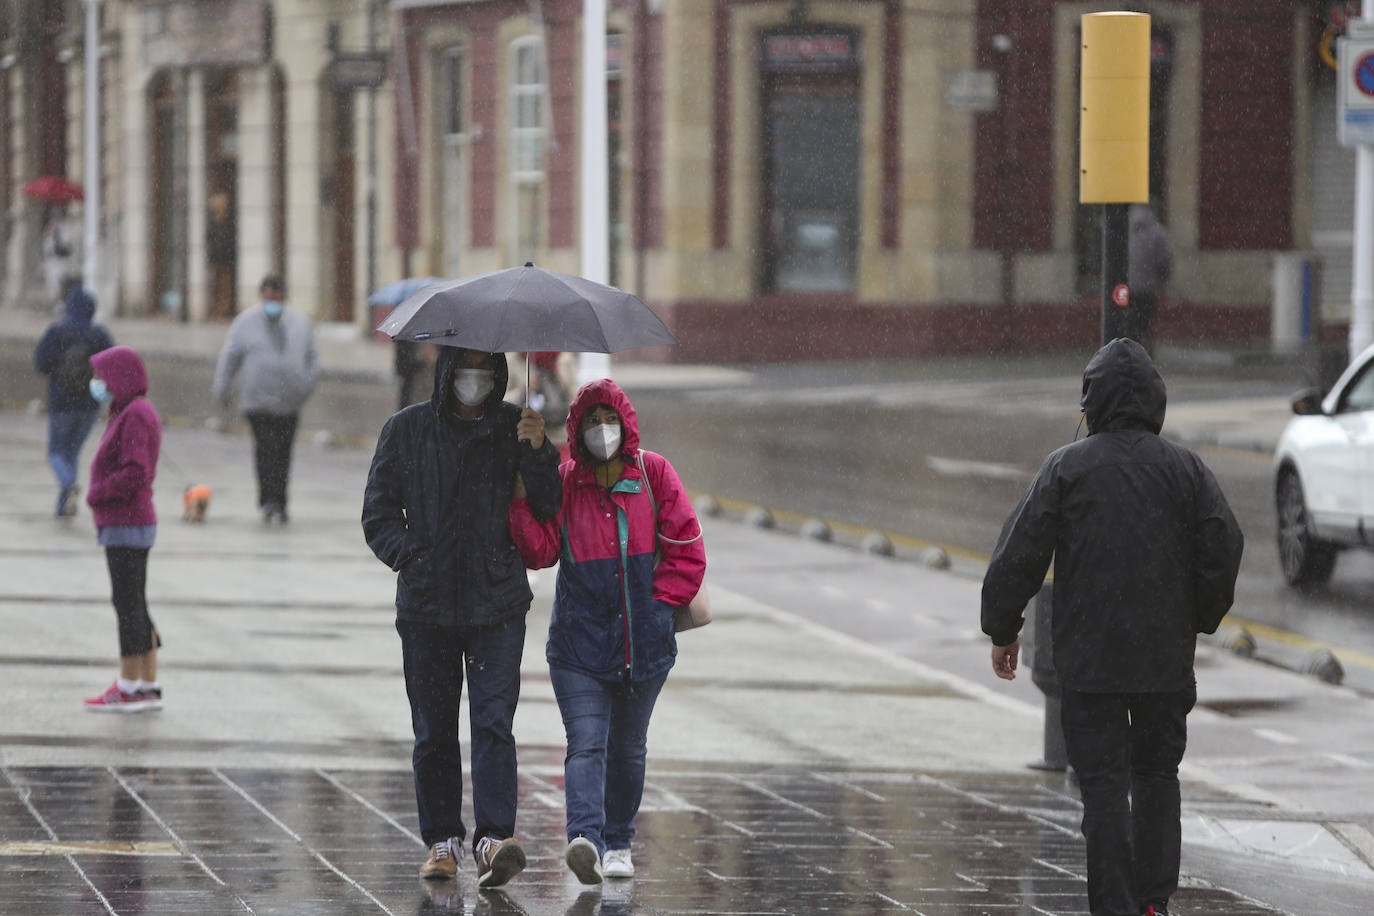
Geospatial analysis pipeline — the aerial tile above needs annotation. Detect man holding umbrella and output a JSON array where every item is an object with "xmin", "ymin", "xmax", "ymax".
[{"xmin": 362, "ymin": 346, "xmax": 561, "ymax": 887}]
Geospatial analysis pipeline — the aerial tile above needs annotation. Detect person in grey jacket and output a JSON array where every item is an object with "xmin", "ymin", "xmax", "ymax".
[
  {"xmin": 212, "ymin": 275, "xmax": 318, "ymax": 523},
  {"xmin": 1127, "ymin": 203, "xmax": 1173, "ymax": 357}
]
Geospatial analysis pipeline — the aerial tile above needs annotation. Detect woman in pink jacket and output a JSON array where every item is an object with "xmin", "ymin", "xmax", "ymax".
[
  {"xmin": 509, "ymin": 378, "xmax": 705, "ymax": 885},
  {"xmin": 83, "ymin": 346, "xmax": 164, "ymax": 712}
]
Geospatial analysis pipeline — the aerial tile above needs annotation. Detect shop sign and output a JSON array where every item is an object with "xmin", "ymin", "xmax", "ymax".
[
  {"xmin": 143, "ymin": 1, "xmax": 270, "ymax": 69},
  {"xmin": 760, "ymin": 32, "xmax": 858, "ymax": 71}
]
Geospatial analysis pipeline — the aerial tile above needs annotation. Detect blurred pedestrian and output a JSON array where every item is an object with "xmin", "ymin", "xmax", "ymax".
[
  {"xmin": 508, "ymin": 379, "xmax": 706, "ymax": 885},
  {"xmin": 981, "ymin": 338, "xmax": 1243, "ymax": 916},
  {"xmin": 362, "ymin": 347, "xmax": 562, "ymax": 886},
  {"xmin": 83, "ymin": 345, "xmax": 164, "ymax": 713},
  {"xmin": 39, "ymin": 204, "xmax": 76, "ymax": 302},
  {"xmin": 33, "ymin": 285, "xmax": 114, "ymax": 517},
  {"xmin": 212, "ymin": 275, "xmax": 317, "ymax": 523},
  {"xmin": 1127, "ymin": 202, "xmax": 1173, "ymax": 357}
]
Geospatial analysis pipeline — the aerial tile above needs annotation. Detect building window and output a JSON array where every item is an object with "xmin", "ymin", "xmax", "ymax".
[
  {"xmin": 440, "ymin": 45, "xmax": 465, "ymax": 276},
  {"xmin": 509, "ymin": 36, "xmax": 546, "ymax": 264}
]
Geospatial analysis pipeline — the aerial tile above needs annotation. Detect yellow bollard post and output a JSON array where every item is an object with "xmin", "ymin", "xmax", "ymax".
[{"xmin": 1080, "ymin": 12, "xmax": 1151, "ymax": 345}]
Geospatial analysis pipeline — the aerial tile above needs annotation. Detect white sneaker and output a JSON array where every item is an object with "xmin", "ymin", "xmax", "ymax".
[
  {"xmin": 565, "ymin": 836, "xmax": 603, "ymax": 885},
  {"xmin": 603, "ymin": 847, "xmax": 634, "ymax": 878}
]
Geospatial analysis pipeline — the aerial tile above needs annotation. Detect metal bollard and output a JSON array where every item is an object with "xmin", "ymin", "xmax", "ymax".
[{"xmin": 1023, "ymin": 581, "xmax": 1069, "ymax": 772}]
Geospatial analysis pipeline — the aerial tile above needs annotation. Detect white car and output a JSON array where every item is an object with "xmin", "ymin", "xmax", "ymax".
[{"xmin": 1273, "ymin": 343, "xmax": 1374, "ymax": 587}]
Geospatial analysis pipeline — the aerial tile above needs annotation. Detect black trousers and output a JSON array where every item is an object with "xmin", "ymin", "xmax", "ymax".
[
  {"xmin": 245, "ymin": 412, "xmax": 299, "ymax": 509},
  {"xmin": 105, "ymin": 547, "xmax": 157, "ymax": 657},
  {"xmin": 1061, "ymin": 686, "xmax": 1196, "ymax": 916},
  {"xmin": 397, "ymin": 616, "xmax": 526, "ymax": 848}
]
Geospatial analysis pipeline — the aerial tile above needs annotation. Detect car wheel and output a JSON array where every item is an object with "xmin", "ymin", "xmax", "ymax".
[{"xmin": 1276, "ymin": 469, "xmax": 1338, "ymax": 588}]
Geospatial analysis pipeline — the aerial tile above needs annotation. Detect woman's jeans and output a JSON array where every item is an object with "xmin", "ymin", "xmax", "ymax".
[
  {"xmin": 397, "ymin": 615, "xmax": 525, "ymax": 849},
  {"xmin": 549, "ymin": 666, "xmax": 668, "ymax": 853},
  {"xmin": 48, "ymin": 408, "xmax": 98, "ymax": 493}
]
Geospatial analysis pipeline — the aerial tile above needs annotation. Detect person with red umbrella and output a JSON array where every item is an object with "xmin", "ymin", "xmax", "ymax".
[
  {"xmin": 39, "ymin": 205, "xmax": 78, "ymax": 302},
  {"xmin": 22, "ymin": 176, "xmax": 84, "ymax": 302}
]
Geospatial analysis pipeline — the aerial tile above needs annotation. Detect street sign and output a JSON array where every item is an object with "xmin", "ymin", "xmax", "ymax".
[
  {"xmin": 332, "ymin": 53, "xmax": 388, "ymax": 91},
  {"xmin": 944, "ymin": 70, "xmax": 999, "ymax": 112},
  {"xmin": 1339, "ymin": 33, "xmax": 1374, "ymax": 146}
]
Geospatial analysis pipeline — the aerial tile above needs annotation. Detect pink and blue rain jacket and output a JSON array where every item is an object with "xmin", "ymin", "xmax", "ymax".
[{"xmin": 508, "ymin": 378, "xmax": 706, "ymax": 682}]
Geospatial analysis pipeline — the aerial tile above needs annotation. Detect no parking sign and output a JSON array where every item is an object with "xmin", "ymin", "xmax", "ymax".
[{"xmin": 1339, "ymin": 26, "xmax": 1374, "ymax": 146}]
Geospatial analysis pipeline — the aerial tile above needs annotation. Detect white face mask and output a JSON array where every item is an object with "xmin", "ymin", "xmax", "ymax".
[
  {"xmin": 452, "ymin": 368, "xmax": 494, "ymax": 406},
  {"xmin": 583, "ymin": 423, "xmax": 622, "ymax": 461}
]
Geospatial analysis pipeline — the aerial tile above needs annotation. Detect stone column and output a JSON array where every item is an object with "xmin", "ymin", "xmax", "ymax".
[{"xmin": 235, "ymin": 65, "xmax": 278, "ymax": 309}]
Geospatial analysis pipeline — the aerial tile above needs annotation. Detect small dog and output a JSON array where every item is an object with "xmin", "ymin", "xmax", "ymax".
[{"xmin": 182, "ymin": 485, "xmax": 212, "ymax": 522}]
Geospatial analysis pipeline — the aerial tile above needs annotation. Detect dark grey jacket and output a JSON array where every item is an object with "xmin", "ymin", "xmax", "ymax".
[
  {"xmin": 980, "ymin": 338, "xmax": 1243, "ymax": 692},
  {"xmin": 362, "ymin": 349, "xmax": 561, "ymax": 627}
]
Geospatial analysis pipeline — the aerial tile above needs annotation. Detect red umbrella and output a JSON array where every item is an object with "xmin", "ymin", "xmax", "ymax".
[{"xmin": 21, "ymin": 175, "xmax": 83, "ymax": 202}]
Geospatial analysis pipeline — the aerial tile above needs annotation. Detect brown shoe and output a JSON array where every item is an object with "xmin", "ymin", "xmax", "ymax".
[
  {"xmin": 474, "ymin": 836, "xmax": 526, "ymax": 887},
  {"xmin": 419, "ymin": 840, "xmax": 458, "ymax": 880}
]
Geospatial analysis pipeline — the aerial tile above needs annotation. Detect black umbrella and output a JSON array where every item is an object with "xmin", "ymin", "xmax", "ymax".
[{"xmin": 375, "ymin": 263, "xmax": 678, "ymax": 353}]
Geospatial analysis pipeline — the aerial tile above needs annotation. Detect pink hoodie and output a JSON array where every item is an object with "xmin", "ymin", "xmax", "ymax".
[{"xmin": 86, "ymin": 346, "xmax": 161, "ymax": 528}]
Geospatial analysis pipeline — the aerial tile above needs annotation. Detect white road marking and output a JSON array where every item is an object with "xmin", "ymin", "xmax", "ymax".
[
  {"xmin": 1253, "ymin": 728, "xmax": 1302, "ymax": 745},
  {"xmin": 926, "ymin": 455, "xmax": 1032, "ymax": 482}
]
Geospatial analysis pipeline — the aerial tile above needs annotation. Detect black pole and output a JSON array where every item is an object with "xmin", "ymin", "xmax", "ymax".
[{"xmin": 1100, "ymin": 202, "xmax": 1129, "ymax": 345}]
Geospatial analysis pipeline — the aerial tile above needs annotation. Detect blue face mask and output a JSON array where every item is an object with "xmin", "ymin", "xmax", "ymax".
[
  {"xmin": 89, "ymin": 378, "xmax": 112, "ymax": 404},
  {"xmin": 263, "ymin": 301, "xmax": 284, "ymax": 319}
]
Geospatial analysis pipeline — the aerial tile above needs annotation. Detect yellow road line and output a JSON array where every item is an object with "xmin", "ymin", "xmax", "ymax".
[
  {"xmin": 1226, "ymin": 616, "xmax": 1374, "ymax": 671},
  {"xmin": 0, "ymin": 840, "xmax": 183, "ymax": 856}
]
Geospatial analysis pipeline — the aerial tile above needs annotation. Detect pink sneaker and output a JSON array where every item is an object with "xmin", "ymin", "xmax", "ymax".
[{"xmin": 83, "ymin": 682, "xmax": 149, "ymax": 713}]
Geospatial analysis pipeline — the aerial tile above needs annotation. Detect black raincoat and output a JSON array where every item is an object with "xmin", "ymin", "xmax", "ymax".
[
  {"xmin": 980, "ymin": 339, "xmax": 1244, "ymax": 693},
  {"xmin": 362, "ymin": 349, "xmax": 562, "ymax": 627}
]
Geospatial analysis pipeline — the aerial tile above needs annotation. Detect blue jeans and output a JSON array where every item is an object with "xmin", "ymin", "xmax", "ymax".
[
  {"xmin": 549, "ymin": 666, "xmax": 668, "ymax": 853},
  {"xmin": 48, "ymin": 408, "xmax": 98, "ymax": 495},
  {"xmin": 397, "ymin": 615, "xmax": 526, "ymax": 849}
]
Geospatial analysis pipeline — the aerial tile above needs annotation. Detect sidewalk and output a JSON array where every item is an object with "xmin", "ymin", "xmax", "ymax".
[{"xmin": 1, "ymin": 406, "xmax": 1371, "ymax": 914}]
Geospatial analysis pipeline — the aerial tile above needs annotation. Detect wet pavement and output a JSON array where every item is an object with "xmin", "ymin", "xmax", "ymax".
[
  {"xmin": 0, "ymin": 407, "xmax": 1354, "ymax": 916},
  {"xmin": 1, "ymin": 316, "xmax": 1372, "ymax": 913},
  {"xmin": 0, "ymin": 762, "xmax": 1286, "ymax": 915}
]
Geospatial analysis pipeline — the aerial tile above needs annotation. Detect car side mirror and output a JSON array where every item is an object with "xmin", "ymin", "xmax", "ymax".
[{"xmin": 1291, "ymin": 387, "xmax": 1324, "ymax": 416}]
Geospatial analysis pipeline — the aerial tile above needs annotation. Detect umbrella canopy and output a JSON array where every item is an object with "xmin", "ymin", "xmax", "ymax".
[
  {"xmin": 21, "ymin": 175, "xmax": 83, "ymax": 202},
  {"xmin": 376, "ymin": 264, "xmax": 678, "ymax": 353},
  {"xmin": 367, "ymin": 276, "xmax": 446, "ymax": 307}
]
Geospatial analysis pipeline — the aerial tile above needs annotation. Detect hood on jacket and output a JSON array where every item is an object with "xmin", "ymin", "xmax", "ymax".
[
  {"xmin": 430, "ymin": 347, "xmax": 510, "ymax": 414},
  {"xmin": 566, "ymin": 378, "xmax": 641, "ymax": 464},
  {"xmin": 62, "ymin": 285, "xmax": 96, "ymax": 328},
  {"xmin": 90, "ymin": 345, "xmax": 149, "ymax": 409},
  {"xmin": 1079, "ymin": 337, "xmax": 1166, "ymax": 435},
  {"xmin": 1129, "ymin": 202, "xmax": 1159, "ymax": 234}
]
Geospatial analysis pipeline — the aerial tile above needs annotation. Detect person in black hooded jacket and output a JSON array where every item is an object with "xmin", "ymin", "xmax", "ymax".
[
  {"xmin": 362, "ymin": 346, "xmax": 561, "ymax": 887},
  {"xmin": 981, "ymin": 338, "xmax": 1243, "ymax": 916}
]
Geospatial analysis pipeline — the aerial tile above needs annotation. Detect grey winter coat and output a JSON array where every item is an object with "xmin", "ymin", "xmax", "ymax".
[
  {"xmin": 1128, "ymin": 204, "xmax": 1173, "ymax": 297},
  {"xmin": 212, "ymin": 306, "xmax": 318, "ymax": 415}
]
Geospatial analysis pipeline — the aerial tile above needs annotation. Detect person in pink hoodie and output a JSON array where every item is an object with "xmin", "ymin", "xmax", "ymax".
[
  {"xmin": 508, "ymin": 378, "xmax": 706, "ymax": 884},
  {"xmin": 83, "ymin": 346, "xmax": 164, "ymax": 712}
]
